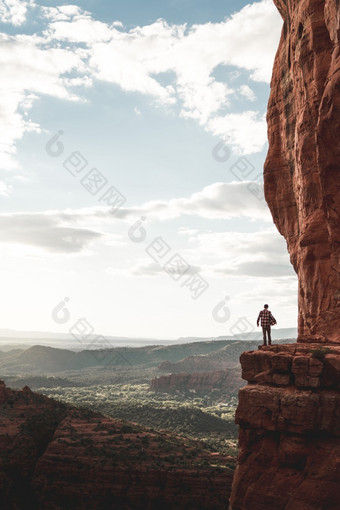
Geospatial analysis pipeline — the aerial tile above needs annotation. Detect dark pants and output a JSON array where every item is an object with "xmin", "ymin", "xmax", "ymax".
[{"xmin": 262, "ymin": 325, "xmax": 271, "ymax": 345}]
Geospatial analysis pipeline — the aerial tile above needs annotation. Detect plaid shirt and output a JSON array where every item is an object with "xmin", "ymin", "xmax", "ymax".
[{"xmin": 257, "ymin": 309, "xmax": 275, "ymax": 327}]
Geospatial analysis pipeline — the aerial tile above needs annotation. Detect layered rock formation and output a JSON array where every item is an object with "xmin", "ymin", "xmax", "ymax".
[
  {"xmin": 0, "ymin": 380, "xmax": 234, "ymax": 509},
  {"xmin": 229, "ymin": 344, "xmax": 340, "ymax": 509},
  {"xmin": 264, "ymin": 0, "xmax": 340, "ymax": 343}
]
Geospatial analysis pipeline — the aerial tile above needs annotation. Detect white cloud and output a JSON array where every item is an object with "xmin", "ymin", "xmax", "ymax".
[
  {"xmin": 117, "ymin": 181, "xmax": 271, "ymax": 222},
  {"xmin": 178, "ymin": 79, "xmax": 232, "ymax": 125},
  {"xmin": 46, "ymin": 16, "xmax": 114, "ymax": 43},
  {"xmin": 236, "ymin": 277, "xmax": 298, "ymax": 308},
  {"xmin": 207, "ymin": 111, "xmax": 267, "ymax": 155},
  {"xmin": 0, "ymin": 180, "xmax": 12, "ymax": 196},
  {"xmin": 106, "ymin": 259, "xmax": 200, "ymax": 278},
  {"xmin": 105, "ymin": 258, "xmax": 201, "ymax": 278},
  {"xmin": 42, "ymin": 0, "xmax": 282, "ymax": 152},
  {"xmin": 239, "ymin": 85, "xmax": 256, "ymax": 101},
  {"xmin": 0, "ymin": 33, "xmax": 86, "ymax": 170},
  {"xmin": 0, "ymin": 36, "xmax": 86, "ymax": 98},
  {"xmin": 212, "ymin": 258, "xmax": 295, "ymax": 277},
  {"xmin": 89, "ymin": 34, "xmax": 176, "ymax": 104},
  {"xmin": 41, "ymin": 5, "xmax": 86, "ymax": 22},
  {"xmin": 178, "ymin": 228, "xmax": 295, "ymax": 279},
  {"xmin": 0, "ymin": 0, "xmax": 282, "ymax": 169},
  {"xmin": 0, "ymin": 0, "xmax": 34, "ymax": 26},
  {"xmin": 112, "ymin": 21, "xmax": 123, "ymax": 28},
  {"xmin": 219, "ymin": 0, "xmax": 282, "ymax": 83},
  {"xmin": 105, "ymin": 226, "xmax": 295, "ymax": 281},
  {"xmin": 0, "ymin": 178, "xmax": 271, "ymax": 252},
  {"xmin": 0, "ymin": 211, "xmax": 102, "ymax": 253}
]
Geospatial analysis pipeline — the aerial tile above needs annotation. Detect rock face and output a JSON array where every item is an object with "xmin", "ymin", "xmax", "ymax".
[
  {"xmin": 264, "ymin": 0, "xmax": 340, "ymax": 343},
  {"xmin": 0, "ymin": 380, "xmax": 234, "ymax": 509},
  {"xmin": 230, "ymin": 0, "xmax": 340, "ymax": 507},
  {"xmin": 229, "ymin": 344, "xmax": 340, "ymax": 509}
]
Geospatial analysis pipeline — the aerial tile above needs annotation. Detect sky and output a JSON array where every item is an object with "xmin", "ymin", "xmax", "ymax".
[{"xmin": 0, "ymin": 0, "xmax": 298, "ymax": 341}]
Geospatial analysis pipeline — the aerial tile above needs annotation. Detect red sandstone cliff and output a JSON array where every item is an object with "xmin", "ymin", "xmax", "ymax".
[
  {"xmin": 264, "ymin": 0, "xmax": 340, "ymax": 343},
  {"xmin": 230, "ymin": 1, "xmax": 340, "ymax": 507}
]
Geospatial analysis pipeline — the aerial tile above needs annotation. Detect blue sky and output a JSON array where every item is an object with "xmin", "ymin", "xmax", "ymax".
[{"xmin": 0, "ymin": 0, "xmax": 298, "ymax": 340}]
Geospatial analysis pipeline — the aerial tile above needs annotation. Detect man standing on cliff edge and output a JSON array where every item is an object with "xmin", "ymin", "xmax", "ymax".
[{"xmin": 257, "ymin": 304, "xmax": 276, "ymax": 346}]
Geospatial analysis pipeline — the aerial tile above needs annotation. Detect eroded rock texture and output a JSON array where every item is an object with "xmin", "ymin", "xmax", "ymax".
[{"xmin": 264, "ymin": 0, "xmax": 340, "ymax": 343}]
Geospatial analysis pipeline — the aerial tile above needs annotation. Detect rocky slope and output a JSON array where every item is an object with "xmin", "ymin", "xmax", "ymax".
[
  {"xmin": 0, "ymin": 380, "xmax": 234, "ymax": 509},
  {"xmin": 264, "ymin": 0, "xmax": 340, "ymax": 343}
]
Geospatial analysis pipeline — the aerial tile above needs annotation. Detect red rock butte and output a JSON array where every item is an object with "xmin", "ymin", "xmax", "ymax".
[
  {"xmin": 229, "ymin": 1, "xmax": 340, "ymax": 508},
  {"xmin": 264, "ymin": 0, "xmax": 340, "ymax": 344}
]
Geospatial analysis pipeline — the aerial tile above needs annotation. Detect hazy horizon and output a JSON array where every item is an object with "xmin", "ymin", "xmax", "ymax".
[{"xmin": 0, "ymin": 326, "xmax": 298, "ymax": 353}]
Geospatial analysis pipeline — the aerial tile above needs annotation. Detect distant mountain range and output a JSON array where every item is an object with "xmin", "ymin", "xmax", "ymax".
[
  {"xmin": 0, "ymin": 338, "xmax": 296, "ymax": 375},
  {"xmin": 179, "ymin": 328, "xmax": 297, "ymax": 342},
  {"xmin": 0, "ymin": 327, "xmax": 297, "ymax": 351}
]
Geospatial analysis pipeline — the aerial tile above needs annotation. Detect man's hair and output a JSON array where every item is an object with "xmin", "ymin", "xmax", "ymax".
[{"xmin": 264, "ymin": 304, "xmax": 269, "ymax": 308}]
